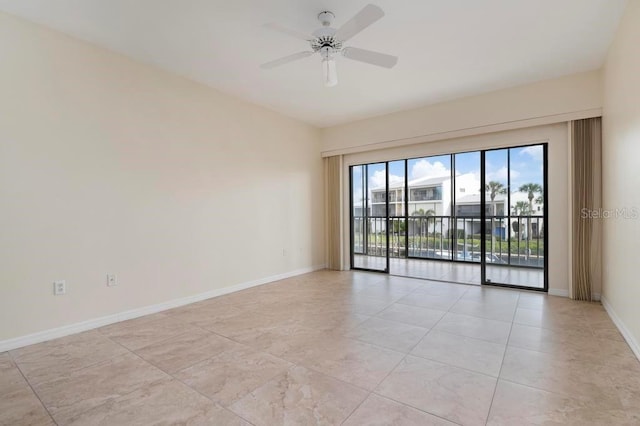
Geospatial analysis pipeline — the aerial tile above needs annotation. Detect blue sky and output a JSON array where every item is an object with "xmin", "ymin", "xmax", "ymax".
[{"xmin": 353, "ymin": 145, "xmax": 543, "ymax": 202}]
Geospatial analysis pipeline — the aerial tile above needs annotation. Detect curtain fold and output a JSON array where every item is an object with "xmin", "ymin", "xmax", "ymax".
[
  {"xmin": 326, "ymin": 155, "xmax": 343, "ymax": 270},
  {"xmin": 571, "ymin": 117, "xmax": 602, "ymax": 301}
]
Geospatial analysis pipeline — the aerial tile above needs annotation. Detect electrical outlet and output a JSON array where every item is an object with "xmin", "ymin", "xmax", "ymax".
[
  {"xmin": 53, "ymin": 280, "xmax": 66, "ymax": 296},
  {"xmin": 106, "ymin": 274, "xmax": 117, "ymax": 287}
]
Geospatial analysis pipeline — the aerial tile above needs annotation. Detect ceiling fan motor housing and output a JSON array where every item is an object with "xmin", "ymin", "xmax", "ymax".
[
  {"xmin": 310, "ymin": 35, "xmax": 342, "ymax": 54},
  {"xmin": 317, "ymin": 11, "xmax": 335, "ymax": 26},
  {"xmin": 311, "ymin": 11, "xmax": 342, "ymax": 55}
]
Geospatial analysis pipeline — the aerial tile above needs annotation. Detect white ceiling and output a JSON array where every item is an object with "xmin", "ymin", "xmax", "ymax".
[{"xmin": 0, "ymin": 0, "xmax": 627, "ymax": 127}]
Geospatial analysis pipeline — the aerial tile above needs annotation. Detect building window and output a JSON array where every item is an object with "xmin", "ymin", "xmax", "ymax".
[
  {"xmin": 410, "ymin": 186, "xmax": 442, "ymax": 201},
  {"xmin": 372, "ymin": 191, "xmax": 386, "ymax": 202}
]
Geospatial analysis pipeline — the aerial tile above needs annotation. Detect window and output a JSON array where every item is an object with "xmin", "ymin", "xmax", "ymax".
[
  {"xmin": 409, "ymin": 186, "xmax": 442, "ymax": 201},
  {"xmin": 372, "ymin": 191, "xmax": 386, "ymax": 203}
]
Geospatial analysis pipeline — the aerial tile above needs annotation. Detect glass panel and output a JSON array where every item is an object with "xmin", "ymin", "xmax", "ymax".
[
  {"xmin": 387, "ymin": 161, "xmax": 406, "ymax": 260},
  {"xmin": 485, "ymin": 145, "xmax": 545, "ymax": 289},
  {"xmin": 351, "ymin": 165, "xmax": 365, "ymax": 256},
  {"xmin": 454, "ymin": 151, "xmax": 481, "ymax": 266},
  {"xmin": 406, "ymin": 155, "xmax": 452, "ymax": 262},
  {"xmin": 484, "ymin": 149, "xmax": 509, "ymax": 268},
  {"xmin": 352, "ymin": 163, "xmax": 387, "ymax": 271}
]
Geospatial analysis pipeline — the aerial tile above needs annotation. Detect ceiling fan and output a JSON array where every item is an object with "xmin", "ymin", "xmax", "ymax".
[{"xmin": 261, "ymin": 4, "xmax": 398, "ymax": 87}]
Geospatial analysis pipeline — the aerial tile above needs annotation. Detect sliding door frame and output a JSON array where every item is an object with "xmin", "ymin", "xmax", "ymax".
[
  {"xmin": 349, "ymin": 163, "xmax": 390, "ymax": 273},
  {"xmin": 349, "ymin": 143, "xmax": 548, "ymax": 291},
  {"xmin": 480, "ymin": 143, "xmax": 549, "ymax": 292}
]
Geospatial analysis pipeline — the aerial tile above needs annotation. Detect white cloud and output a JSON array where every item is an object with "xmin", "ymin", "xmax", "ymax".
[
  {"xmin": 487, "ymin": 166, "xmax": 520, "ymax": 182},
  {"xmin": 370, "ymin": 170, "xmax": 403, "ymax": 189},
  {"xmin": 410, "ymin": 160, "xmax": 450, "ymax": 180},
  {"xmin": 520, "ymin": 146, "xmax": 543, "ymax": 162}
]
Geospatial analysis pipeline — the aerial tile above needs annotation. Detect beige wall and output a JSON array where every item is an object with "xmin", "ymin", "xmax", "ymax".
[
  {"xmin": 0, "ymin": 13, "xmax": 324, "ymax": 341},
  {"xmin": 322, "ymin": 70, "xmax": 602, "ymax": 155},
  {"xmin": 341, "ymin": 124, "xmax": 570, "ymax": 296},
  {"xmin": 602, "ymin": 1, "xmax": 640, "ymax": 353}
]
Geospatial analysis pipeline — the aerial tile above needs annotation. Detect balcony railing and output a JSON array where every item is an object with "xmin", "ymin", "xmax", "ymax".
[{"xmin": 353, "ymin": 215, "xmax": 544, "ymax": 268}]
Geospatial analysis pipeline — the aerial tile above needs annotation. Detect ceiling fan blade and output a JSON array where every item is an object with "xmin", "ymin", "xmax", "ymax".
[
  {"xmin": 342, "ymin": 47, "xmax": 398, "ymax": 68},
  {"xmin": 334, "ymin": 4, "xmax": 385, "ymax": 42},
  {"xmin": 264, "ymin": 23, "xmax": 314, "ymax": 41},
  {"xmin": 260, "ymin": 51, "xmax": 315, "ymax": 69}
]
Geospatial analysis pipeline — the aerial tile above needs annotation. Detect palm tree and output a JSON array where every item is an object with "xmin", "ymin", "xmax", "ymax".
[
  {"xmin": 519, "ymin": 183, "xmax": 542, "ymax": 215},
  {"xmin": 485, "ymin": 181, "xmax": 507, "ymax": 208},
  {"xmin": 511, "ymin": 201, "xmax": 528, "ymax": 245},
  {"xmin": 485, "ymin": 181, "xmax": 507, "ymax": 256},
  {"xmin": 411, "ymin": 208, "xmax": 436, "ymax": 241},
  {"xmin": 518, "ymin": 183, "xmax": 543, "ymax": 257},
  {"xmin": 512, "ymin": 201, "xmax": 530, "ymax": 216},
  {"xmin": 411, "ymin": 208, "xmax": 435, "ymax": 216}
]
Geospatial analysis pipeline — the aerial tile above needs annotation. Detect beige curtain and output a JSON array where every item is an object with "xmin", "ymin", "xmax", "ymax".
[
  {"xmin": 325, "ymin": 155, "xmax": 343, "ymax": 270},
  {"xmin": 571, "ymin": 117, "xmax": 602, "ymax": 301}
]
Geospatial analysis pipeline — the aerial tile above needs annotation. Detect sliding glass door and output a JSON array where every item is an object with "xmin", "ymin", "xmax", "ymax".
[
  {"xmin": 349, "ymin": 143, "xmax": 547, "ymax": 291},
  {"xmin": 481, "ymin": 144, "xmax": 547, "ymax": 290},
  {"xmin": 351, "ymin": 163, "xmax": 388, "ymax": 272}
]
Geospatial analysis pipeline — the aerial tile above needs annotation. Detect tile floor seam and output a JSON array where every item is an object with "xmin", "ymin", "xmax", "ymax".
[
  {"xmin": 125, "ymin": 324, "xmax": 213, "ymax": 354},
  {"xmin": 406, "ymin": 334, "xmax": 506, "ymax": 378},
  {"xmin": 57, "ymin": 330, "xmax": 213, "ymax": 423},
  {"xmin": 403, "ymin": 323, "xmax": 439, "ymax": 355},
  {"xmin": 170, "ymin": 370, "xmax": 259, "ymax": 426},
  {"xmin": 343, "ymin": 332, "xmax": 426, "ymax": 355},
  {"xmin": 161, "ymin": 337, "xmax": 353, "ymax": 418},
  {"xmin": 288, "ymin": 342, "xmax": 407, "ymax": 393},
  {"xmin": 421, "ymin": 327, "xmax": 507, "ymax": 346},
  {"xmin": 213, "ymin": 347, "xmax": 384, "ymax": 425},
  {"xmin": 338, "ymin": 389, "xmax": 373, "ymax": 426},
  {"xmin": 368, "ymin": 391, "xmax": 464, "ymax": 426},
  {"xmin": 10, "ymin": 338, "xmax": 132, "ymax": 389},
  {"xmin": 282, "ymin": 361, "xmax": 378, "ymax": 396},
  {"xmin": 362, "ymin": 299, "xmax": 462, "ymax": 424},
  {"xmin": 66, "ymin": 376, "xmax": 174, "ymax": 424},
  {"xmin": 432, "ymin": 319, "xmax": 512, "ymax": 344},
  {"xmin": 126, "ymin": 346, "xmax": 260, "ymax": 426},
  {"xmin": 373, "ymin": 307, "xmax": 448, "ymax": 328},
  {"xmin": 389, "ymin": 282, "xmax": 470, "ymax": 313},
  {"xmin": 405, "ymin": 294, "xmax": 463, "ymax": 354},
  {"xmin": 494, "ymin": 365, "xmax": 617, "ymax": 403},
  {"xmin": 340, "ymin": 316, "xmax": 431, "ymax": 352},
  {"xmin": 408, "ymin": 352, "xmax": 504, "ymax": 381},
  {"xmin": 495, "ymin": 375, "xmax": 615, "ymax": 403},
  {"xmin": 196, "ymin": 313, "xmax": 283, "ymax": 338},
  {"xmin": 484, "ymin": 290, "xmax": 520, "ymax": 425},
  {"xmin": 7, "ymin": 351, "xmax": 60, "ymax": 426},
  {"xmin": 493, "ymin": 376, "xmax": 636, "ymax": 423}
]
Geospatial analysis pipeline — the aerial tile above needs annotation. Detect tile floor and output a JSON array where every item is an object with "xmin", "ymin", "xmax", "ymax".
[{"xmin": 1, "ymin": 270, "xmax": 639, "ymax": 425}]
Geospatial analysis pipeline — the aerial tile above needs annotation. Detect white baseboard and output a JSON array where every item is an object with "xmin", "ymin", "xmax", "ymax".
[
  {"xmin": 0, "ymin": 264, "xmax": 326, "ymax": 352},
  {"xmin": 601, "ymin": 295, "xmax": 640, "ymax": 362},
  {"xmin": 548, "ymin": 288, "xmax": 569, "ymax": 297}
]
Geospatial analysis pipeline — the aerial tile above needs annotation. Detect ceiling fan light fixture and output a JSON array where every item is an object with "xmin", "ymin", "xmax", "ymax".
[
  {"xmin": 321, "ymin": 47, "xmax": 338, "ymax": 87},
  {"xmin": 322, "ymin": 56, "xmax": 338, "ymax": 87}
]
